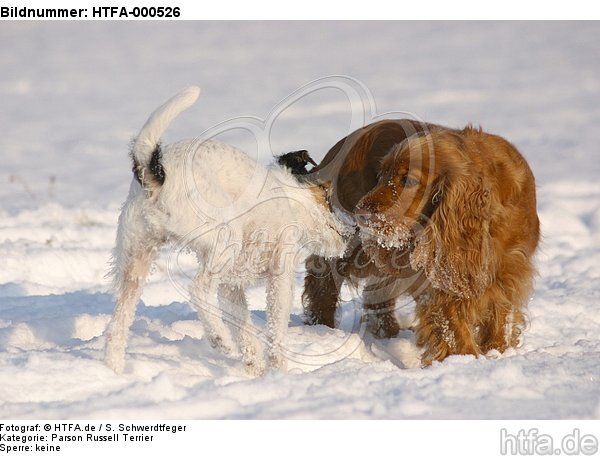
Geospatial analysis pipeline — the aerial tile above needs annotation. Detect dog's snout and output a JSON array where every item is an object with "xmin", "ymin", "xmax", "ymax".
[{"xmin": 354, "ymin": 206, "xmax": 374, "ymax": 225}]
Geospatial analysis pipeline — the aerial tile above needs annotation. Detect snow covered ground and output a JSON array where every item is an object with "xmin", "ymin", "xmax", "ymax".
[{"xmin": 1, "ymin": 21, "xmax": 599, "ymax": 419}]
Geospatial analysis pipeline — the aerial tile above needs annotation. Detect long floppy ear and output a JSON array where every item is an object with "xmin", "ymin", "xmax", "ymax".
[{"xmin": 410, "ymin": 172, "xmax": 493, "ymax": 298}]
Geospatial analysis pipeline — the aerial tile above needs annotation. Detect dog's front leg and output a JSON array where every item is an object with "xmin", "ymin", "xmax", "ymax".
[
  {"xmin": 190, "ymin": 272, "xmax": 233, "ymax": 355},
  {"xmin": 361, "ymin": 276, "xmax": 403, "ymax": 339},
  {"xmin": 265, "ymin": 262, "xmax": 294, "ymax": 370},
  {"xmin": 302, "ymin": 254, "xmax": 341, "ymax": 328}
]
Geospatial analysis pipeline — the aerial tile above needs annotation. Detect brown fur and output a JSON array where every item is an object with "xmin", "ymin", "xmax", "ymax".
[{"xmin": 303, "ymin": 120, "xmax": 540, "ymax": 365}]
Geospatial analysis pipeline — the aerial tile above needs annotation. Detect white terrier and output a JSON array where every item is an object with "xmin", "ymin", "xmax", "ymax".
[{"xmin": 104, "ymin": 86, "xmax": 349, "ymax": 374}]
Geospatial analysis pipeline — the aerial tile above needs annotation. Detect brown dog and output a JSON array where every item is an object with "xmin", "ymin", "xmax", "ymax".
[{"xmin": 303, "ymin": 120, "xmax": 540, "ymax": 365}]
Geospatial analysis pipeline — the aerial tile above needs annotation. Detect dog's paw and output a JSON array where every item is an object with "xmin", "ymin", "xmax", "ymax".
[
  {"xmin": 104, "ymin": 335, "xmax": 126, "ymax": 374},
  {"xmin": 238, "ymin": 339, "xmax": 266, "ymax": 376},
  {"xmin": 267, "ymin": 352, "xmax": 288, "ymax": 371},
  {"xmin": 208, "ymin": 335, "xmax": 233, "ymax": 355},
  {"xmin": 104, "ymin": 351, "xmax": 125, "ymax": 374},
  {"xmin": 363, "ymin": 313, "xmax": 401, "ymax": 339},
  {"xmin": 244, "ymin": 359, "xmax": 266, "ymax": 376}
]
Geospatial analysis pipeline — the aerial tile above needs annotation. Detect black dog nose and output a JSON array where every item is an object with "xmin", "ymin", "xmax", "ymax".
[{"xmin": 354, "ymin": 207, "xmax": 374, "ymax": 225}]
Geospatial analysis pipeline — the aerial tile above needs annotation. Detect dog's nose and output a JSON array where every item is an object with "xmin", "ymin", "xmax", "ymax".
[{"xmin": 354, "ymin": 207, "xmax": 374, "ymax": 225}]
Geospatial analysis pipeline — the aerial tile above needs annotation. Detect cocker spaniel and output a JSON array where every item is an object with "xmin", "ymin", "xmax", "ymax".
[{"xmin": 303, "ymin": 120, "xmax": 539, "ymax": 365}]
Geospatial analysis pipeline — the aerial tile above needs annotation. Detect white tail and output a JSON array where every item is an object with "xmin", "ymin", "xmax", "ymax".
[{"xmin": 131, "ymin": 86, "xmax": 201, "ymax": 168}]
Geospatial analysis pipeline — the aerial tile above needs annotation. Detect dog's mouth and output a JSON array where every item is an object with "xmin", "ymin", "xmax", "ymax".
[{"xmin": 355, "ymin": 213, "xmax": 415, "ymax": 250}]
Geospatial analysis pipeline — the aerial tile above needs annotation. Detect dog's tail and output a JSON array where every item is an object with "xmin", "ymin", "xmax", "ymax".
[{"xmin": 130, "ymin": 85, "xmax": 201, "ymax": 191}]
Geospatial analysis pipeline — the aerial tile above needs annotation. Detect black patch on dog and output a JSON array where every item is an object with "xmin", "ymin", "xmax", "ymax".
[
  {"xmin": 131, "ymin": 158, "xmax": 142, "ymax": 185},
  {"xmin": 277, "ymin": 150, "xmax": 317, "ymax": 175},
  {"xmin": 149, "ymin": 143, "xmax": 166, "ymax": 186},
  {"xmin": 130, "ymin": 141, "xmax": 165, "ymax": 188}
]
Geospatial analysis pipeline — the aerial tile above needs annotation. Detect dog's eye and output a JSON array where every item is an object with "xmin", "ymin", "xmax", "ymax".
[{"xmin": 400, "ymin": 175, "xmax": 419, "ymax": 188}]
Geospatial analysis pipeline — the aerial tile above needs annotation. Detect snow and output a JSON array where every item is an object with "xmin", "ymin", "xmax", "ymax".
[{"xmin": 1, "ymin": 21, "xmax": 599, "ymax": 419}]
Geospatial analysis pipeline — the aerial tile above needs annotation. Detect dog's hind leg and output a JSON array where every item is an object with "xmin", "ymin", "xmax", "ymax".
[
  {"xmin": 218, "ymin": 283, "xmax": 265, "ymax": 375},
  {"xmin": 104, "ymin": 204, "xmax": 163, "ymax": 373},
  {"xmin": 190, "ymin": 272, "xmax": 233, "ymax": 355}
]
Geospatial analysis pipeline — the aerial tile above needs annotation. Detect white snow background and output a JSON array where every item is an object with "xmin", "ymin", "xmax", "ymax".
[{"xmin": 0, "ymin": 22, "xmax": 599, "ymax": 419}]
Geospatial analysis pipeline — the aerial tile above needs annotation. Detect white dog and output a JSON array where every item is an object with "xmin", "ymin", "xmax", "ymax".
[{"xmin": 104, "ymin": 86, "xmax": 349, "ymax": 375}]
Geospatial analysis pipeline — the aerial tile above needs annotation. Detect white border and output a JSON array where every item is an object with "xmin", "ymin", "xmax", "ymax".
[
  {"xmin": 0, "ymin": 0, "xmax": 598, "ymax": 20},
  {"xmin": 1, "ymin": 420, "xmax": 599, "ymax": 455}
]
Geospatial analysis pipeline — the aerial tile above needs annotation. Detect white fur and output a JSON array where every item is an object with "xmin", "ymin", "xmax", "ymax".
[
  {"xmin": 132, "ymin": 85, "xmax": 200, "ymax": 169},
  {"xmin": 104, "ymin": 87, "xmax": 350, "ymax": 375}
]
